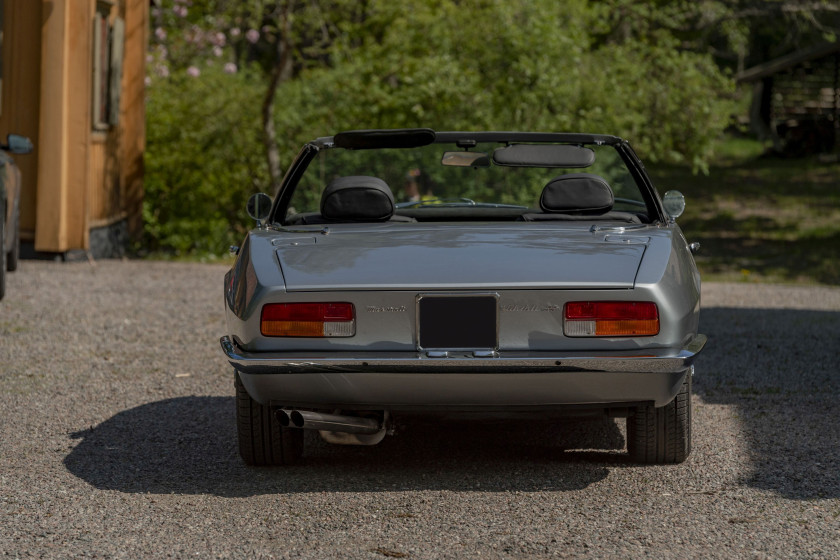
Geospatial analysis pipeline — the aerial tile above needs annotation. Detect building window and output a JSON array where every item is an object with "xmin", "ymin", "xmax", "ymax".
[{"xmin": 92, "ymin": 1, "xmax": 124, "ymax": 130}]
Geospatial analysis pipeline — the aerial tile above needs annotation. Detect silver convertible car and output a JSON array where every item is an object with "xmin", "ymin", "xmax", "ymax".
[{"xmin": 221, "ymin": 129, "xmax": 706, "ymax": 466}]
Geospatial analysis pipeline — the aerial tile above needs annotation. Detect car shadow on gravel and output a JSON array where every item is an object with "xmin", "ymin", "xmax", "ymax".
[
  {"xmin": 697, "ymin": 307, "xmax": 840, "ymax": 500},
  {"xmin": 64, "ymin": 396, "xmax": 624, "ymax": 497}
]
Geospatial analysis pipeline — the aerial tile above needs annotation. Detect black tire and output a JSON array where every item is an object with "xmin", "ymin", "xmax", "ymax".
[
  {"xmin": 627, "ymin": 374, "xmax": 691, "ymax": 464},
  {"xmin": 0, "ymin": 202, "xmax": 6, "ymax": 301},
  {"xmin": 7, "ymin": 201, "xmax": 19, "ymax": 272},
  {"xmin": 235, "ymin": 369, "xmax": 303, "ymax": 466}
]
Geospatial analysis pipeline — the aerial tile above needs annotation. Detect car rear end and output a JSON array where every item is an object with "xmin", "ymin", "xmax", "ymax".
[{"xmin": 222, "ymin": 130, "xmax": 705, "ymax": 465}]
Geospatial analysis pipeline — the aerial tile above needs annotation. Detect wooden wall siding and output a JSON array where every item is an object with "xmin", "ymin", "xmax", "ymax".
[
  {"xmin": 34, "ymin": 0, "xmax": 95, "ymax": 252},
  {"xmin": 0, "ymin": 0, "xmax": 41, "ymax": 240},
  {"xmin": 1, "ymin": 0, "xmax": 146, "ymax": 252},
  {"xmin": 771, "ymin": 55, "xmax": 840, "ymax": 121},
  {"xmin": 66, "ymin": 0, "xmax": 95, "ymax": 251},
  {"xmin": 120, "ymin": 0, "xmax": 147, "ymax": 240},
  {"xmin": 89, "ymin": 0, "xmax": 146, "ymax": 231},
  {"xmin": 35, "ymin": 0, "xmax": 74, "ymax": 251},
  {"xmin": 88, "ymin": 135, "xmax": 123, "ymax": 227}
]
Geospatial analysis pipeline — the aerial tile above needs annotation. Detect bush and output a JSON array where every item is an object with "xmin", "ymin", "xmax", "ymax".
[{"xmin": 143, "ymin": 65, "xmax": 268, "ymax": 255}]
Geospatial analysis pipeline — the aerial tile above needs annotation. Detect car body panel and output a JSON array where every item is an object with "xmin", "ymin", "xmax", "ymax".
[
  {"xmin": 225, "ymin": 223, "xmax": 699, "ymax": 354},
  {"xmin": 223, "ymin": 130, "xmax": 704, "ymax": 419},
  {"xmin": 0, "ymin": 151, "xmax": 21, "ymax": 255},
  {"xmin": 274, "ymin": 223, "xmax": 646, "ymax": 291},
  {"xmin": 223, "ymin": 334, "xmax": 705, "ymax": 408},
  {"xmin": 234, "ymin": 363, "xmax": 691, "ymax": 410}
]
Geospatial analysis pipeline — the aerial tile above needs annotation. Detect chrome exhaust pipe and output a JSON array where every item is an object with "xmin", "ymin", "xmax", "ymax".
[
  {"xmin": 276, "ymin": 409, "xmax": 294, "ymax": 427},
  {"xmin": 276, "ymin": 409, "xmax": 382, "ymax": 435}
]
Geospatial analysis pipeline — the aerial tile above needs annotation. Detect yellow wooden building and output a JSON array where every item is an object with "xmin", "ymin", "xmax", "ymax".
[{"xmin": 0, "ymin": 0, "xmax": 147, "ymax": 257}]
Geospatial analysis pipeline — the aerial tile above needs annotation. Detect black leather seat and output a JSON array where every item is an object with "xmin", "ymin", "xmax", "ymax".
[
  {"xmin": 289, "ymin": 176, "xmax": 415, "ymax": 224},
  {"xmin": 521, "ymin": 173, "xmax": 641, "ymax": 223},
  {"xmin": 320, "ymin": 176, "xmax": 395, "ymax": 221}
]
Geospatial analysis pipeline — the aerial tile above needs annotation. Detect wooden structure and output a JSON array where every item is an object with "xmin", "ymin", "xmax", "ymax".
[
  {"xmin": 738, "ymin": 42, "xmax": 840, "ymax": 155},
  {"xmin": 0, "ymin": 0, "xmax": 147, "ymax": 256}
]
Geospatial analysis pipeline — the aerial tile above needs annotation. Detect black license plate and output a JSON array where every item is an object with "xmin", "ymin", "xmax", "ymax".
[{"xmin": 418, "ymin": 295, "xmax": 497, "ymax": 349}]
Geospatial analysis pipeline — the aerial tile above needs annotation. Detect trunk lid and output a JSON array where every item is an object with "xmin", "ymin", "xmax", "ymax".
[{"xmin": 274, "ymin": 224, "xmax": 648, "ymax": 291}]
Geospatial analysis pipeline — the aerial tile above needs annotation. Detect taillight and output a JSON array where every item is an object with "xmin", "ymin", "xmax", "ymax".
[
  {"xmin": 261, "ymin": 303, "xmax": 356, "ymax": 337},
  {"xmin": 564, "ymin": 302, "xmax": 659, "ymax": 337}
]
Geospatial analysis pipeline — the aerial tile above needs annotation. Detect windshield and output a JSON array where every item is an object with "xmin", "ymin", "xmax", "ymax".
[{"xmin": 284, "ymin": 141, "xmax": 650, "ymax": 224}]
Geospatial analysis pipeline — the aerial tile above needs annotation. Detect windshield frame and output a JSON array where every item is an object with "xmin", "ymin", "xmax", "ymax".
[{"xmin": 268, "ymin": 131, "xmax": 666, "ymax": 226}]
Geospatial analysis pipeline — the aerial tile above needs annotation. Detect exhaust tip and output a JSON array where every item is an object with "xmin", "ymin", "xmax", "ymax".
[
  {"xmin": 290, "ymin": 410, "xmax": 306, "ymax": 428},
  {"xmin": 276, "ymin": 409, "xmax": 292, "ymax": 427}
]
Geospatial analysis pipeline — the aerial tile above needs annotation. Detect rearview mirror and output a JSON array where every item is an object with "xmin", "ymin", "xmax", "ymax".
[
  {"xmin": 247, "ymin": 193, "xmax": 272, "ymax": 227},
  {"xmin": 441, "ymin": 151, "xmax": 490, "ymax": 167}
]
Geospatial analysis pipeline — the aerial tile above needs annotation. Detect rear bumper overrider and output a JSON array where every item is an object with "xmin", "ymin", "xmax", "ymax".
[{"xmin": 221, "ymin": 334, "xmax": 706, "ymax": 408}]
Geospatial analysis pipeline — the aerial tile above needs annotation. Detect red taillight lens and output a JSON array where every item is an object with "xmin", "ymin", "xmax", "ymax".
[
  {"xmin": 564, "ymin": 302, "xmax": 659, "ymax": 337},
  {"xmin": 261, "ymin": 303, "xmax": 355, "ymax": 337}
]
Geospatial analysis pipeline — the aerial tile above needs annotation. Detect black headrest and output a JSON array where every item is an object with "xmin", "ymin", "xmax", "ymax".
[
  {"xmin": 320, "ymin": 176, "xmax": 395, "ymax": 222},
  {"xmin": 539, "ymin": 173, "xmax": 614, "ymax": 214}
]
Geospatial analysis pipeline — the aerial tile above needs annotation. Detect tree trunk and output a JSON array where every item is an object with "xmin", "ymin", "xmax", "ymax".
[{"xmin": 262, "ymin": 9, "xmax": 294, "ymax": 195}]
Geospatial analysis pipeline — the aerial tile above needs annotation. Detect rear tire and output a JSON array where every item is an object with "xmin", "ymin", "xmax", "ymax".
[
  {"xmin": 627, "ymin": 374, "xmax": 691, "ymax": 464},
  {"xmin": 7, "ymin": 202, "xmax": 19, "ymax": 272},
  {"xmin": 0, "ymin": 203, "xmax": 7, "ymax": 301},
  {"xmin": 235, "ymin": 369, "xmax": 303, "ymax": 466}
]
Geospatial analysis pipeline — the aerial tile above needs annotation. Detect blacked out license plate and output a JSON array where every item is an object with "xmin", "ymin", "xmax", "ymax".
[{"xmin": 417, "ymin": 295, "xmax": 498, "ymax": 350}]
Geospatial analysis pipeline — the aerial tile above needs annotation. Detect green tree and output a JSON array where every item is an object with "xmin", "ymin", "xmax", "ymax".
[
  {"xmin": 589, "ymin": 0, "xmax": 840, "ymax": 72},
  {"xmin": 151, "ymin": 0, "xmax": 367, "ymax": 193},
  {"xmin": 144, "ymin": 65, "xmax": 268, "ymax": 254},
  {"xmin": 145, "ymin": 0, "xmax": 738, "ymax": 255},
  {"xmin": 281, "ymin": 0, "xmax": 732, "ymax": 167}
]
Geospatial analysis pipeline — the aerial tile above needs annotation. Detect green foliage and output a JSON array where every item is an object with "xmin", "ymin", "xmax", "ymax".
[
  {"xmin": 579, "ymin": 39, "xmax": 735, "ymax": 172},
  {"xmin": 144, "ymin": 0, "xmax": 738, "ymax": 255},
  {"xmin": 588, "ymin": 0, "xmax": 840, "ymax": 70},
  {"xmin": 282, "ymin": 0, "xmax": 733, "ymax": 167},
  {"xmin": 649, "ymin": 149, "xmax": 840, "ymax": 285},
  {"xmin": 143, "ymin": 65, "xmax": 268, "ymax": 255}
]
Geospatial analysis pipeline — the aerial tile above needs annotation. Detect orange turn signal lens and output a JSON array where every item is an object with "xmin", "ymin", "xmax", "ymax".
[
  {"xmin": 261, "ymin": 303, "xmax": 355, "ymax": 337},
  {"xmin": 564, "ymin": 301, "xmax": 659, "ymax": 337}
]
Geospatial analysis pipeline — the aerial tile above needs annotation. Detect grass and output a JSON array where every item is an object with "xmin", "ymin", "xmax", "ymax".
[{"xmin": 648, "ymin": 138, "xmax": 840, "ymax": 285}]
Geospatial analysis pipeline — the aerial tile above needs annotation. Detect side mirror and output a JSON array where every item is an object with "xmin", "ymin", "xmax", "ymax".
[
  {"xmin": 246, "ymin": 193, "xmax": 272, "ymax": 228},
  {"xmin": 5, "ymin": 134, "xmax": 33, "ymax": 154},
  {"xmin": 662, "ymin": 190, "xmax": 685, "ymax": 220}
]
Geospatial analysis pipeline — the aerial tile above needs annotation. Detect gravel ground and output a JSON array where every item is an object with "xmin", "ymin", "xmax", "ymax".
[{"xmin": 1, "ymin": 260, "xmax": 839, "ymax": 559}]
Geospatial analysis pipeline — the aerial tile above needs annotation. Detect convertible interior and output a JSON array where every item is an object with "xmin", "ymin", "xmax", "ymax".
[{"xmin": 285, "ymin": 172, "xmax": 648, "ymax": 225}]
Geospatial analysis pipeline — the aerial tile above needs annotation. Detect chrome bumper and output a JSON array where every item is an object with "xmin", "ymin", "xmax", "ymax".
[
  {"xmin": 220, "ymin": 335, "xmax": 706, "ymax": 408},
  {"xmin": 221, "ymin": 335, "xmax": 706, "ymax": 375}
]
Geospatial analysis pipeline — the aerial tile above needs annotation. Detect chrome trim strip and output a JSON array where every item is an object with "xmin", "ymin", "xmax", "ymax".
[{"xmin": 221, "ymin": 334, "xmax": 706, "ymax": 375}]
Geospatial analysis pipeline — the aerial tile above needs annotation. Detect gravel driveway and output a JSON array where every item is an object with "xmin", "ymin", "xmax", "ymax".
[{"xmin": 1, "ymin": 260, "xmax": 838, "ymax": 558}]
